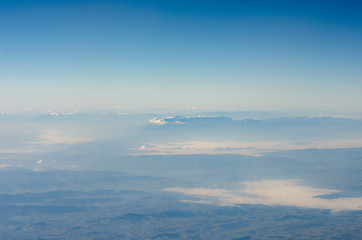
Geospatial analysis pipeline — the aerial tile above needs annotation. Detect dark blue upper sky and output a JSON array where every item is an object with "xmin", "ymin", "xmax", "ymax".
[{"xmin": 1, "ymin": 0, "xmax": 362, "ymax": 113}]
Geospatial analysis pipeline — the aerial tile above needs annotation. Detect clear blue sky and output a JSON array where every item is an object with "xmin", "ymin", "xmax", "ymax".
[{"xmin": 1, "ymin": 0, "xmax": 362, "ymax": 112}]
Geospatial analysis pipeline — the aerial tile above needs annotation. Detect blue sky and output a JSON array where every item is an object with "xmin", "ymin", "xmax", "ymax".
[{"xmin": 1, "ymin": 0, "xmax": 362, "ymax": 113}]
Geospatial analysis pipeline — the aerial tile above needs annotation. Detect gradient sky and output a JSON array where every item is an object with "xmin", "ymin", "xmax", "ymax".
[{"xmin": 1, "ymin": 0, "xmax": 362, "ymax": 113}]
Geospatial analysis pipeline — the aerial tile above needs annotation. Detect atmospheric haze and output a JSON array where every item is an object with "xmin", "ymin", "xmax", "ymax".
[{"xmin": 1, "ymin": 0, "xmax": 362, "ymax": 239}]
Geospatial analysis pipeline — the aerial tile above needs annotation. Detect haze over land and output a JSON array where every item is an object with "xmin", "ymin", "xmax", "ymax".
[
  {"xmin": 1, "ymin": 110, "xmax": 362, "ymax": 239},
  {"xmin": 1, "ymin": 0, "xmax": 362, "ymax": 239}
]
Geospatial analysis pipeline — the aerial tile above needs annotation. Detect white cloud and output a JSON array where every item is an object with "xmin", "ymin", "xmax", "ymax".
[
  {"xmin": 163, "ymin": 180, "xmax": 362, "ymax": 211},
  {"xmin": 36, "ymin": 160, "xmax": 43, "ymax": 164},
  {"xmin": 148, "ymin": 117, "xmax": 168, "ymax": 125},
  {"xmin": 48, "ymin": 112, "xmax": 59, "ymax": 116}
]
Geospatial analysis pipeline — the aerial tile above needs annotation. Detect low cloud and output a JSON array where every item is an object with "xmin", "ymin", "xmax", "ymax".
[
  {"xmin": 25, "ymin": 130, "xmax": 95, "ymax": 145},
  {"xmin": 134, "ymin": 140, "xmax": 362, "ymax": 156},
  {"xmin": 163, "ymin": 180, "xmax": 362, "ymax": 211}
]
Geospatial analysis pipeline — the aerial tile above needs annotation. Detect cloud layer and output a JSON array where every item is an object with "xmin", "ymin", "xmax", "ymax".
[
  {"xmin": 163, "ymin": 180, "xmax": 362, "ymax": 211},
  {"xmin": 134, "ymin": 140, "xmax": 362, "ymax": 156},
  {"xmin": 25, "ymin": 130, "xmax": 95, "ymax": 145}
]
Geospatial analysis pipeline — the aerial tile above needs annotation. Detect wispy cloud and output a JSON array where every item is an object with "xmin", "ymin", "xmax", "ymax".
[
  {"xmin": 25, "ymin": 130, "xmax": 95, "ymax": 145},
  {"xmin": 163, "ymin": 180, "xmax": 362, "ymax": 211},
  {"xmin": 0, "ymin": 148, "xmax": 40, "ymax": 154},
  {"xmin": 115, "ymin": 106, "xmax": 132, "ymax": 110},
  {"xmin": 0, "ymin": 164, "xmax": 12, "ymax": 169},
  {"xmin": 186, "ymin": 106, "xmax": 197, "ymax": 110}
]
